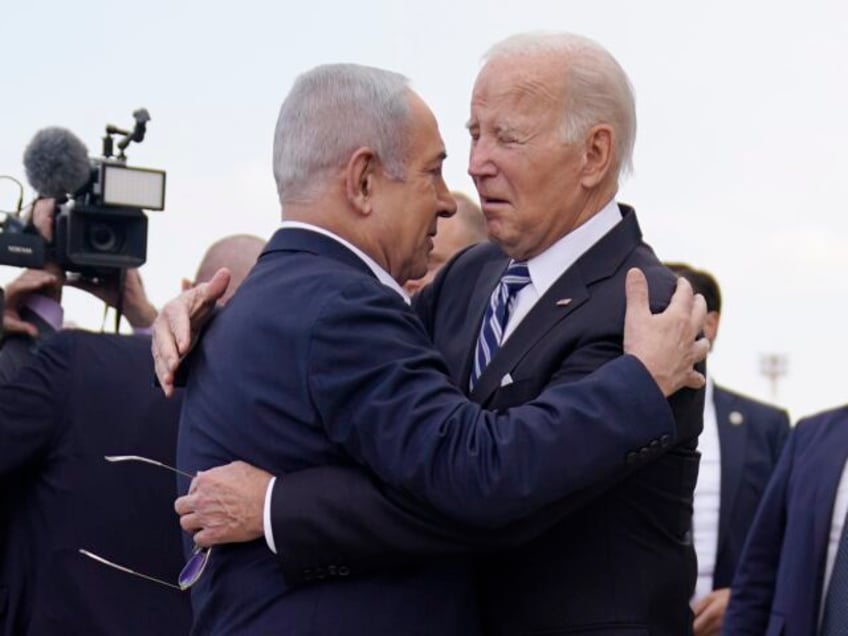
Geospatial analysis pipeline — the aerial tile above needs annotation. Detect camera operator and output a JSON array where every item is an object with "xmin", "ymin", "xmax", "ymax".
[
  {"xmin": 0, "ymin": 232, "xmax": 264, "ymax": 636},
  {"xmin": 0, "ymin": 197, "xmax": 158, "ymax": 383}
]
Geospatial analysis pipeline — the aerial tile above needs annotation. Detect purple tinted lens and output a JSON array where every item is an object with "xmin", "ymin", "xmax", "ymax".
[{"xmin": 178, "ymin": 547, "xmax": 210, "ymax": 590}]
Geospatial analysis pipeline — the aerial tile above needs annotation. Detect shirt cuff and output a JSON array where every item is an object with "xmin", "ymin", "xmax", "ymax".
[
  {"xmin": 263, "ymin": 476, "xmax": 278, "ymax": 554},
  {"xmin": 24, "ymin": 295, "xmax": 64, "ymax": 331}
]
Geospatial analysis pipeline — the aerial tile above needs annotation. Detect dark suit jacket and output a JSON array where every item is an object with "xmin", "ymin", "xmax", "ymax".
[
  {"xmin": 0, "ymin": 331, "xmax": 191, "ymax": 636},
  {"xmin": 176, "ymin": 225, "xmax": 683, "ymax": 636},
  {"xmin": 711, "ymin": 386, "xmax": 790, "ymax": 589},
  {"xmin": 269, "ymin": 207, "xmax": 705, "ymax": 636},
  {"xmin": 724, "ymin": 407, "xmax": 848, "ymax": 635}
]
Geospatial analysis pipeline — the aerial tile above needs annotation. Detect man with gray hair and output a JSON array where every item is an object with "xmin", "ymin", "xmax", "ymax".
[
  {"xmin": 165, "ymin": 59, "xmax": 706, "ymax": 634},
  {"xmin": 246, "ymin": 33, "xmax": 703, "ymax": 635}
]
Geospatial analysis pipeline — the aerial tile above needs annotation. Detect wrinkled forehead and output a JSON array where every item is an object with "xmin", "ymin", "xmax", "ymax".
[
  {"xmin": 470, "ymin": 55, "xmax": 568, "ymax": 124},
  {"xmin": 471, "ymin": 55, "xmax": 566, "ymax": 111}
]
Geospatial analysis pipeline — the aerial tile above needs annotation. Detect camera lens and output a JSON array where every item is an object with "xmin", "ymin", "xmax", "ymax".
[{"xmin": 87, "ymin": 223, "xmax": 122, "ymax": 253}]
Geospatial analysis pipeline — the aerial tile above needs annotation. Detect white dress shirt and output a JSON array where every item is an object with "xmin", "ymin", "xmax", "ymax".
[
  {"xmin": 692, "ymin": 379, "xmax": 721, "ymax": 602},
  {"xmin": 819, "ymin": 457, "xmax": 848, "ymax": 625},
  {"xmin": 263, "ymin": 221, "xmax": 409, "ymax": 554}
]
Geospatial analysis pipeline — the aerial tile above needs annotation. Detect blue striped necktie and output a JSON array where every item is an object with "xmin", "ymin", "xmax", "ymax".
[
  {"xmin": 821, "ymin": 507, "xmax": 848, "ymax": 634},
  {"xmin": 469, "ymin": 260, "xmax": 531, "ymax": 391}
]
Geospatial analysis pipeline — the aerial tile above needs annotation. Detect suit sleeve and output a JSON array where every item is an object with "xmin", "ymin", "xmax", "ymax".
[
  {"xmin": 308, "ymin": 281, "xmax": 683, "ymax": 528},
  {"xmin": 271, "ymin": 459, "xmax": 619, "ymax": 582},
  {"xmin": 0, "ymin": 332, "xmax": 70, "ymax": 478},
  {"xmin": 723, "ymin": 427, "xmax": 796, "ymax": 634}
]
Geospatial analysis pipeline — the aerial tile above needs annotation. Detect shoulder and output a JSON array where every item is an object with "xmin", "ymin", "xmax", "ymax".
[
  {"xmin": 795, "ymin": 405, "xmax": 848, "ymax": 445},
  {"xmin": 714, "ymin": 385, "xmax": 790, "ymax": 424}
]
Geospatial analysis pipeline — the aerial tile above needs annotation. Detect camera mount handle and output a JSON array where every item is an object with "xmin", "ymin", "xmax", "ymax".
[{"xmin": 101, "ymin": 108, "xmax": 152, "ymax": 161}]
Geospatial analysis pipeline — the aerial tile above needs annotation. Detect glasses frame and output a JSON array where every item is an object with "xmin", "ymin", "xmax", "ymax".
[{"xmin": 78, "ymin": 455, "xmax": 211, "ymax": 591}]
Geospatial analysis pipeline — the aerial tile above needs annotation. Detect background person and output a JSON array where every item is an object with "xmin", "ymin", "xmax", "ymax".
[
  {"xmin": 0, "ymin": 233, "xmax": 263, "ymax": 636},
  {"xmin": 723, "ymin": 406, "xmax": 848, "ymax": 635},
  {"xmin": 403, "ymin": 190, "xmax": 488, "ymax": 295},
  {"xmin": 666, "ymin": 262, "xmax": 790, "ymax": 636}
]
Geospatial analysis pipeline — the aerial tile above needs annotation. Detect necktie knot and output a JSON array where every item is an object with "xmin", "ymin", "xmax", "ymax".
[{"xmin": 500, "ymin": 260, "xmax": 531, "ymax": 295}]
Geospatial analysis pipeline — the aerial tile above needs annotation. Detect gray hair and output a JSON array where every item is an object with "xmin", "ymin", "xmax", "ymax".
[
  {"xmin": 484, "ymin": 32, "xmax": 637, "ymax": 177},
  {"xmin": 273, "ymin": 64, "xmax": 412, "ymax": 204}
]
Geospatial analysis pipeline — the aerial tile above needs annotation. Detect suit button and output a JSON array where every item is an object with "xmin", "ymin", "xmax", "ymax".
[
  {"xmin": 338, "ymin": 566, "xmax": 351, "ymax": 576},
  {"xmin": 626, "ymin": 451, "xmax": 638, "ymax": 464},
  {"xmin": 660, "ymin": 434, "xmax": 671, "ymax": 448}
]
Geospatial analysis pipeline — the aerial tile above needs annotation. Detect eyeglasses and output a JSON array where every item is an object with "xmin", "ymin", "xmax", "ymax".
[{"xmin": 79, "ymin": 455, "xmax": 211, "ymax": 591}]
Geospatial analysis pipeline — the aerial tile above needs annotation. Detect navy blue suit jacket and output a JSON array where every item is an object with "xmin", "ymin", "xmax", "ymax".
[
  {"xmin": 711, "ymin": 386, "xmax": 790, "ymax": 589},
  {"xmin": 176, "ymin": 225, "xmax": 683, "ymax": 635},
  {"xmin": 724, "ymin": 406, "xmax": 848, "ymax": 635},
  {"xmin": 267, "ymin": 208, "xmax": 705, "ymax": 635},
  {"xmin": 0, "ymin": 332, "xmax": 190, "ymax": 636}
]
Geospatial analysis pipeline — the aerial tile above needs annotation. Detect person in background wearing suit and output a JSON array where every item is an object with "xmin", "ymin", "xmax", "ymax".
[
  {"xmin": 0, "ymin": 233, "xmax": 263, "ymax": 636},
  {"xmin": 166, "ymin": 60, "xmax": 707, "ymax": 635},
  {"xmin": 723, "ymin": 407, "xmax": 848, "ymax": 635},
  {"xmin": 403, "ymin": 190, "xmax": 488, "ymax": 296},
  {"xmin": 159, "ymin": 34, "xmax": 708, "ymax": 636},
  {"xmin": 666, "ymin": 263, "xmax": 791, "ymax": 636}
]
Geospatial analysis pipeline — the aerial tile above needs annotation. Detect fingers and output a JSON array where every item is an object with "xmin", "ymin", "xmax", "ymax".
[
  {"xmin": 667, "ymin": 275, "xmax": 695, "ymax": 316},
  {"xmin": 6, "ymin": 270, "xmax": 59, "ymax": 301},
  {"xmin": 198, "ymin": 269, "xmax": 231, "ymax": 312},
  {"xmin": 690, "ymin": 293, "xmax": 707, "ymax": 338},
  {"xmin": 694, "ymin": 336, "xmax": 711, "ymax": 364},
  {"xmin": 623, "ymin": 268, "xmax": 650, "ymax": 320},
  {"xmin": 3, "ymin": 314, "xmax": 40, "ymax": 337}
]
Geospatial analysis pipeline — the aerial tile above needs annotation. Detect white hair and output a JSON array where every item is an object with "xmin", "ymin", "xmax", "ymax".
[
  {"xmin": 273, "ymin": 64, "xmax": 412, "ymax": 203},
  {"xmin": 484, "ymin": 32, "xmax": 637, "ymax": 177}
]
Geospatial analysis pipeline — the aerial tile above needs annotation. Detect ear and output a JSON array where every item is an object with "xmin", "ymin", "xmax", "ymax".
[
  {"xmin": 344, "ymin": 147, "xmax": 379, "ymax": 215},
  {"xmin": 580, "ymin": 124, "xmax": 614, "ymax": 189}
]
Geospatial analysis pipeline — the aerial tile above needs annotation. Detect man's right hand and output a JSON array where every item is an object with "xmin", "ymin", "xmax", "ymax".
[
  {"xmin": 152, "ymin": 268, "xmax": 230, "ymax": 396},
  {"xmin": 623, "ymin": 268, "xmax": 709, "ymax": 397}
]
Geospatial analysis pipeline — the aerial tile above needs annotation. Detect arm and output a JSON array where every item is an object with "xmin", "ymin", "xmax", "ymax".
[
  {"xmin": 309, "ymin": 274, "xmax": 695, "ymax": 527},
  {"xmin": 0, "ymin": 332, "xmax": 70, "ymax": 478},
  {"xmin": 722, "ymin": 428, "xmax": 796, "ymax": 634},
  {"xmin": 177, "ymin": 270, "xmax": 698, "ymax": 556}
]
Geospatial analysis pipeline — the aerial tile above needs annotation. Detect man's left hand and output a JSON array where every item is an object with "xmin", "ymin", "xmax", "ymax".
[
  {"xmin": 692, "ymin": 587, "xmax": 730, "ymax": 636},
  {"xmin": 175, "ymin": 461, "xmax": 272, "ymax": 547}
]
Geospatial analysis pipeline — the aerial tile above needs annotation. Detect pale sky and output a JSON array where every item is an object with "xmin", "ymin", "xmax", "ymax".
[{"xmin": 1, "ymin": 0, "xmax": 846, "ymax": 420}]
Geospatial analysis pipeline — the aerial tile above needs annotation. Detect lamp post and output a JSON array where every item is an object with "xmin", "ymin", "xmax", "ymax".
[{"xmin": 759, "ymin": 353, "xmax": 788, "ymax": 400}]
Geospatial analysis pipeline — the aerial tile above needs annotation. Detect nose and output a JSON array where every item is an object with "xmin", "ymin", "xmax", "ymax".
[{"xmin": 468, "ymin": 137, "xmax": 496, "ymax": 179}]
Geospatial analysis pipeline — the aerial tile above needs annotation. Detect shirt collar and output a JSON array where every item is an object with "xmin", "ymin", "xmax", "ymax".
[
  {"xmin": 525, "ymin": 198, "xmax": 622, "ymax": 298},
  {"xmin": 279, "ymin": 220, "xmax": 410, "ymax": 304}
]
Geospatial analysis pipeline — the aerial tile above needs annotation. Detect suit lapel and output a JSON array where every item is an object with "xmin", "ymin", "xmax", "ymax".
[
  {"xmin": 469, "ymin": 205, "xmax": 643, "ymax": 405},
  {"xmin": 715, "ymin": 386, "xmax": 748, "ymax": 555}
]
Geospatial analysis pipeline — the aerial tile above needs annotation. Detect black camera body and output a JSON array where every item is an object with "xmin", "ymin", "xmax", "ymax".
[{"xmin": 0, "ymin": 110, "xmax": 165, "ymax": 280}]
